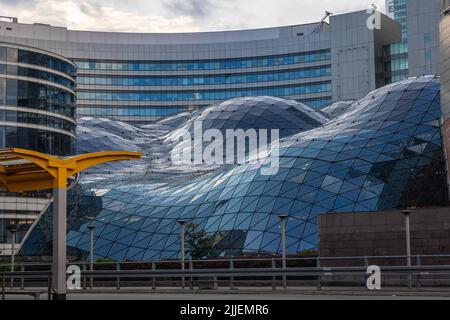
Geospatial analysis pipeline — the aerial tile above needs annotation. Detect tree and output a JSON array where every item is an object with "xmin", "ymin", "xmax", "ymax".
[{"xmin": 185, "ymin": 223, "xmax": 219, "ymax": 260}]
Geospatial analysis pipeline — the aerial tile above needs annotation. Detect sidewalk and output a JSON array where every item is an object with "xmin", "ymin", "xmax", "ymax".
[{"xmin": 67, "ymin": 286, "xmax": 450, "ymax": 297}]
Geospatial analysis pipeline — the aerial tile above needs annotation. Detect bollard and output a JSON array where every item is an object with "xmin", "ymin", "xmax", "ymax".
[
  {"xmin": 20, "ymin": 264, "xmax": 25, "ymax": 290},
  {"xmin": 152, "ymin": 262, "xmax": 156, "ymax": 290},
  {"xmin": 10, "ymin": 263, "xmax": 14, "ymax": 289},
  {"xmin": 2, "ymin": 274, "xmax": 5, "ymax": 300},
  {"xmin": 47, "ymin": 273, "xmax": 52, "ymax": 300},
  {"xmin": 82, "ymin": 263, "xmax": 86, "ymax": 289},
  {"xmin": 416, "ymin": 255, "xmax": 422, "ymax": 289},
  {"xmin": 317, "ymin": 257, "xmax": 322, "ymax": 291},
  {"xmin": 364, "ymin": 256, "xmax": 369, "ymax": 285},
  {"xmin": 189, "ymin": 260, "xmax": 194, "ymax": 290},
  {"xmin": 116, "ymin": 263, "xmax": 121, "ymax": 290},
  {"xmin": 229, "ymin": 260, "xmax": 234, "ymax": 290},
  {"xmin": 271, "ymin": 259, "xmax": 276, "ymax": 291},
  {"xmin": 90, "ymin": 263, "xmax": 94, "ymax": 289}
]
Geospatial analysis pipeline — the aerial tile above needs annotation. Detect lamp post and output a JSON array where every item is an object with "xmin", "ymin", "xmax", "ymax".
[
  {"xmin": 177, "ymin": 219, "xmax": 186, "ymax": 288},
  {"xmin": 8, "ymin": 227, "xmax": 17, "ymax": 272},
  {"xmin": 7, "ymin": 225, "xmax": 17, "ymax": 289},
  {"xmin": 402, "ymin": 210, "xmax": 412, "ymax": 267},
  {"xmin": 278, "ymin": 214, "xmax": 288, "ymax": 289},
  {"xmin": 87, "ymin": 224, "xmax": 95, "ymax": 289},
  {"xmin": 402, "ymin": 209, "xmax": 412, "ymax": 289}
]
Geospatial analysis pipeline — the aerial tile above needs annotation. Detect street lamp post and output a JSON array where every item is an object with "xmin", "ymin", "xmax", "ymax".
[
  {"xmin": 402, "ymin": 209, "xmax": 412, "ymax": 288},
  {"xmin": 402, "ymin": 210, "xmax": 412, "ymax": 267},
  {"xmin": 8, "ymin": 227, "xmax": 17, "ymax": 272},
  {"xmin": 177, "ymin": 219, "xmax": 186, "ymax": 288},
  {"xmin": 278, "ymin": 214, "xmax": 288, "ymax": 289},
  {"xmin": 8, "ymin": 226, "xmax": 17, "ymax": 289},
  {"xmin": 87, "ymin": 224, "xmax": 95, "ymax": 289}
]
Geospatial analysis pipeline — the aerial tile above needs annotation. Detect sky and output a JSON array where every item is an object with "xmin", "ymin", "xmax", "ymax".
[{"xmin": 0, "ymin": 0, "xmax": 387, "ymax": 33}]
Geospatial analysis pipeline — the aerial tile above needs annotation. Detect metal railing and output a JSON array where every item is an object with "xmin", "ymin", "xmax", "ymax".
[{"xmin": 2, "ymin": 254, "xmax": 450, "ymax": 299}]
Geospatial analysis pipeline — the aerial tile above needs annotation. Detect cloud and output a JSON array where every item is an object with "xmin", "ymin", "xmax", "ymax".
[
  {"xmin": 0, "ymin": 0, "xmax": 387, "ymax": 32},
  {"xmin": 0, "ymin": 0, "xmax": 35, "ymax": 4},
  {"xmin": 78, "ymin": 1, "xmax": 105, "ymax": 17},
  {"xmin": 164, "ymin": 0, "xmax": 215, "ymax": 18}
]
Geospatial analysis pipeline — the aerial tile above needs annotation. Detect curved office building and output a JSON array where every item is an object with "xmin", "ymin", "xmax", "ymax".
[
  {"xmin": 0, "ymin": 42, "xmax": 77, "ymax": 154},
  {"xmin": 0, "ymin": 10, "xmax": 401, "ymax": 122},
  {"xmin": 0, "ymin": 42, "xmax": 76, "ymax": 256},
  {"xmin": 20, "ymin": 76, "xmax": 448, "ymax": 260}
]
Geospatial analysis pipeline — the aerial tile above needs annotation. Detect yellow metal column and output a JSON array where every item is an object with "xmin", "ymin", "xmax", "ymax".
[{"xmin": 0, "ymin": 148, "xmax": 143, "ymax": 300}]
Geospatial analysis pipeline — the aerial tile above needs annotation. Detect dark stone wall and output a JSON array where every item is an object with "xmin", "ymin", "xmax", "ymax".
[{"xmin": 318, "ymin": 207, "xmax": 450, "ymax": 264}]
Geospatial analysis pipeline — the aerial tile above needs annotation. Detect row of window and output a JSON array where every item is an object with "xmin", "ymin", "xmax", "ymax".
[
  {"xmin": 387, "ymin": 0, "xmax": 408, "ymax": 82},
  {"xmin": 76, "ymin": 98, "xmax": 332, "ymax": 117},
  {"xmin": 389, "ymin": 42, "xmax": 408, "ymax": 55},
  {"xmin": 0, "ymin": 109, "xmax": 76, "ymax": 134},
  {"xmin": 78, "ymin": 106, "xmax": 189, "ymax": 117},
  {"xmin": 0, "ymin": 126, "xmax": 74, "ymax": 156},
  {"xmin": 0, "ymin": 47, "xmax": 76, "ymax": 78},
  {"xmin": 77, "ymin": 82, "xmax": 332, "ymax": 102},
  {"xmin": 0, "ymin": 64, "xmax": 76, "ymax": 91},
  {"xmin": 391, "ymin": 58, "xmax": 409, "ymax": 72},
  {"xmin": 0, "ymin": 79, "xmax": 77, "ymax": 118},
  {"xmin": 74, "ymin": 50, "xmax": 331, "ymax": 72},
  {"xmin": 77, "ymin": 66, "xmax": 331, "ymax": 87}
]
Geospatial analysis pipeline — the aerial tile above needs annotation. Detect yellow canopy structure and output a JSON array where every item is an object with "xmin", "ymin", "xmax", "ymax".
[
  {"xmin": 0, "ymin": 148, "xmax": 143, "ymax": 192},
  {"xmin": 0, "ymin": 147, "xmax": 143, "ymax": 299}
]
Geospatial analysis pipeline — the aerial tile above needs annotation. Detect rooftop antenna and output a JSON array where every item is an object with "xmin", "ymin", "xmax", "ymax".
[
  {"xmin": 311, "ymin": 11, "xmax": 332, "ymax": 34},
  {"xmin": 0, "ymin": 16, "xmax": 18, "ymax": 23}
]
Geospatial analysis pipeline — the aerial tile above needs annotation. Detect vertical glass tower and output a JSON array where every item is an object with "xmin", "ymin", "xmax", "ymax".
[
  {"xmin": 386, "ymin": 0, "xmax": 442, "ymax": 83},
  {"xmin": 386, "ymin": 0, "xmax": 409, "ymax": 82}
]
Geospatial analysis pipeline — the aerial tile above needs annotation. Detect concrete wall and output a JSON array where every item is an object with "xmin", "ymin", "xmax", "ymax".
[
  {"xmin": 330, "ymin": 11, "xmax": 401, "ymax": 101},
  {"xmin": 407, "ymin": 0, "xmax": 442, "ymax": 77},
  {"xmin": 441, "ymin": 9, "xmax": 450, "ymax": 199},
  {"xmin": 318, "ymin": 207, "xmax": 450, "ymax": 259}
]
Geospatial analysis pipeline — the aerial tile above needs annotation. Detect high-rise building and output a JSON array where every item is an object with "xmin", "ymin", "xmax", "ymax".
[
  {"xmin": 0, "ymin": 42, "xmax": 76, "ymax": 256},
  {"xmin": 386, "ymin": 0, "xmax": 442, "ymax": 82},
  {"xmin": 0, "ymin": 10, "xmax": 400, "ymax": 123}
]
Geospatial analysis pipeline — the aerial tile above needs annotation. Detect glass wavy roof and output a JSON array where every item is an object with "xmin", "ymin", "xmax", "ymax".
[{"xmin": 20, "ymin": 76, "xmax": 449, "ymax": 260}]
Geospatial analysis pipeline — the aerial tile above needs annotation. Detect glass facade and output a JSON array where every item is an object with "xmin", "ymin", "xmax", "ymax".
[
  {"xmin": 74, "ymin": 50, "xmax": 331, "ymax": 71},
  {"xmin": 0, "ymin": 44, "xmax": 77, "ymax": 250},
  {"xmin": 0, "ymin": 45, "xmax": 77, "ymax": 155},
  {"xmin": 75, "ymin": 50, "xmax": 332, "ymax": 120},
  {"xmin": 77, "ymin": 82, "xmax": 331, "ymax": 102},
  {"xmin": 0, "ymin": 65, "xmax": 76, "ymax": 91},
  {"xmin": 387, "ymin": 0, "xmax": 409, "ymax": 82},
  {"xmin": 77, "ymin": 66, "xmax": 331, "ymax": 87},
  {"xmin": 77, "ymin": 97, "xmax": 332, "ymax": 118},
  {"xmin": 20, "ymin": 76, "xmax": 448, "ymax": 260}
]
